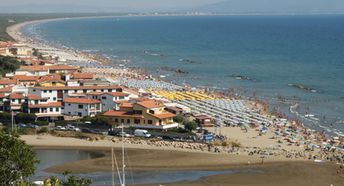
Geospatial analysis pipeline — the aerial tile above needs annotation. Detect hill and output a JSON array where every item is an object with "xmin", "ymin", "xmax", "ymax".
[{"xmin": 195, "ymin": 0, "xmax": 344, "ymax": 14}]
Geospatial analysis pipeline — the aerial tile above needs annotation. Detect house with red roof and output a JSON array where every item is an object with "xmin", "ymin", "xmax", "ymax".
[
  {"xmin": 103, "ymin": 99, "xmax": 177, "ymax": 129},
  {"xmin": 63, "ymin": 97, "xmax": 102, "ymax": 117}
]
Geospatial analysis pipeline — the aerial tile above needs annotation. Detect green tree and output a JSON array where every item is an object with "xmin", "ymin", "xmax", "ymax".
[
  {"xmin": 184, "ymin": 121, "xmax": 198, "ymax": 131},
  {"xmin": 0, "ymin": 131, "xmax": 39, "ymax": 184},
  {"xmin": 91, "ymin": 115, "xmax": 111, "ymax": 126},
  {"xmin": 15, "ymin": 112, "xmax": 36, "ymax": 124},
  {"xmin": 173, "ymin": 115, "xmax": 185, "ymax": 124}
]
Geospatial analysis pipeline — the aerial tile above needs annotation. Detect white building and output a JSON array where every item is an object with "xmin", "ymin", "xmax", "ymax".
[
  {"xmin": 28, "ymin": 85, "xmax": 123, "ymax": 103},
  {"xmin": 86, "ymin": 92, "xmax": 129, "ymax": 112},
  {"xmin": 26, "ymin": 94, "xmax": 62, "ymax": 118},
  {"xmin": 63, "ymin": 97, "xmax": 102, "ymax": 117}
]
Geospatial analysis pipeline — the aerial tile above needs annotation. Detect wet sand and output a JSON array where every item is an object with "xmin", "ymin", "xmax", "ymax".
[
  {"xmin": 40, "ymin": 147, "xmax": 344, "ymax": 186},
  {"xmin": 164, "ymin": 162, "xmax": 344, "ymax": 186}
]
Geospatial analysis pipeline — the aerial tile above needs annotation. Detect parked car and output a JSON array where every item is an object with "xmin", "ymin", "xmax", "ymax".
[
  {"xmin": 134, "ymin": 129, "xmax": 151, "ymax": 138},
  {"xmin": 117, "ymin": 131, "xmax": 133, "ymax": 138},
  {"xmin": 66, "ymin": 125, "xmax": 81, "ymax": 132},
  {"xmin": 27, "ymin": 123, "xmax": 39, "ymax": 129},
  {"xmin": 55, "ymin": 126, "xmax": 66, "ymax": 131},
  {"xmin": 18, "ymin": 123, "xmax": 27, "ymax": 128}
]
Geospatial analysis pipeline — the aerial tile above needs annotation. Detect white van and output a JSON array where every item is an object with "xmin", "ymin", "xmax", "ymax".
[{"xmin": 134, "ymin": 129, "xmax": 151, "ymax": 138}]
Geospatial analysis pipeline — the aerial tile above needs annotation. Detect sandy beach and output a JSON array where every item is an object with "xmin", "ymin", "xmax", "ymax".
[{"xmin": 22, "ymin": 134, "xmax": 344, "ymax": 186}]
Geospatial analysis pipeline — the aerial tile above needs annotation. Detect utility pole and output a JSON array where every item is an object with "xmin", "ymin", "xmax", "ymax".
[{"xmin": 122, "ymin": 122, "xmax": 125, "ymax": 186}]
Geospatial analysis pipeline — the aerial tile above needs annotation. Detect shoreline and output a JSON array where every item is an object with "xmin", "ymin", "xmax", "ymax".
[
  {"xmin": 7, "ymin": 14, "xmax": 344, "ymax": 138},
  {"xmin": 5, "ymin": 15, "xmax": 344, "ymax": 184}
]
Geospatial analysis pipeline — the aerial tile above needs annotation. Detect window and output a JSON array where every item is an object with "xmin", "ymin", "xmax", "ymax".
[
  {"xmin": 121, "ymin": 119, "xmax": 124, "ymax": 123},
  {"xmin": 64, "ymin": 90, "xmax": 68, "ymax": 93},
  {"xmin": 33, "ymin": 89, "xmax": 36, "ymax": 92},
  {"xmin": 49, "ymin": 90, "xmax": 52, "ymax": 93},
  {"xmin": 134, "ymin": 119, "xmax": 140, "ymax": 124},
  {"xmin": 101, "ymin": 89, "xmax": 104, "ymax": 92},
  {"xmin": 115, "ymin": 118, "xmax": 118, "ymax": 122},
  {"xmin": 148, "ymin": 120, "xmax": 153, "ymax": 124},
  {"xmin": 49, "ymin": 108, "xmax": 53, "ymax": 112},
  {"xmin": 133, "ymin": 110, "xmax": 142, "ymax": 115},
  {"xmin": 127, "ymin": 119, "xmax": 130, "ymax": 123},
  {"xmin": 68, "ymin": 104, "xmax": 71, "ymax": 106},
  {"xmin": 108, "ymin": 89, "xmax": 112, "ymax": 92},
  {"xmin": 53, "ymin": 97, "xmax": 56, "ymax": 101},
  {"xmin": 102, "ymin": 96, "xmax": 107, "ymax": 100},
  {"xmin": 78, "ymin": 105, "xmax": 83, "ymax": 109},
  {"xmin": 43, "ymin": 90, "xmax": 47, "ymax": 93},
  {"xmin": 74, "ymin": 90, "xmax": 77, "ymax": 93},
  {"xmin": 83, "ymin": 90, "xmax": 87, "ymax": 93},
  {"xmin": 56, "ymin": 108, "xmax": 59, "ymax": 112},
  {"xmin": 149, "ymin": 110, "xmax": 155, "ymax": 114}
]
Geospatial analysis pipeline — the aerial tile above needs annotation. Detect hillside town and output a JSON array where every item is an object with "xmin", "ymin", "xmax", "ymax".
[{"xmin": 1, "ymin": 39, "xmax": 344, "ymax": 167}]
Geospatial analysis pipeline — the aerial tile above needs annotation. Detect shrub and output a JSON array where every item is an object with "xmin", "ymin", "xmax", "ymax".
[
  {"xmin": 184, "ymin": 121, "xmax": 198, "ymax": 131},
  {"xmin": 37, "ymin": 127, "xmax": 48, "ymax": 134},
  {"xmin": 173, "ymin": 115, "xmax": 185, "ymax": 123}
]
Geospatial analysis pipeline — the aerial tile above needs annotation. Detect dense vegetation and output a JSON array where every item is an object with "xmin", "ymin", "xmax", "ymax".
[
  {"xmin": 0, "ymin": 55, "xmax": 23, "ymax": 75},
  {"xmin": 0, "ymin": 13, "xmax": 126, "ymax": 41},
  {"xmin": 0, "ymin": 130, "xmax": 38, "ymax": 185},
  {"xmin": 0, "ymin": 130, "xmax": 92, "ymax": 185}
]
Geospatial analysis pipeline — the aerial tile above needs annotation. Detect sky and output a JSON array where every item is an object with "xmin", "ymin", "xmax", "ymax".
[
  {"xmin": 0, "ymin": 0, "xmax": 222, "ymax": 12},
  {"xmin": 0, "ymin": 0, "xmax": 344, "ymax": 13}
]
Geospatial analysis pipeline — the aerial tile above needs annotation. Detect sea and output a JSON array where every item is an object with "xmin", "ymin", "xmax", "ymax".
[{"xmin": 22, "ymin": 15, "xmax": 344, "ymax": 136}]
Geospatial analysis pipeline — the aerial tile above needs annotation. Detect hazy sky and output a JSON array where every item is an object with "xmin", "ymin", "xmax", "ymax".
[
  {"xmin": 0, "ymin": 0, "xmax": 221, "ymax": 8},
  {"xmin": 1, "ymin": 0, "xmax": 344, "ymax": 13}
]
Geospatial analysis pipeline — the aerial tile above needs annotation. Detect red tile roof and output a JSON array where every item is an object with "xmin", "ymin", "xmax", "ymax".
[
  {"xmin": 13, "ymin": 75, "xmax": 38, "ymax": 82},
  {"xmin": 119, "ymin": 102, "xmax": 134, "ymax": 108},
  {"xmin": 0, "ymin": 79, "xmax": 16, "ymax": 85},
  {"xmin": 37, "ymin": 74, "xmax": 63, "ymax": 83},
  {"xmin": 148, "ymin": 112, "xmax": 175, "ymax": 119},
  {"xmin": 107, "ymin": 92, "xmax": 129, "ymax": 97},
  {"xmin": 64, "ymin": 98, "xmax": 100, "ymax": 104},
  {"xmin": 103, "ymin": 110, "xmax": 144, "ymax": 119},
  {"xmin": 71, "ymin": 72, "xmax": 93, "ymax": 79},
  {"xmin": 34, "ymin": 85, "xmax": 122, "ymax": 91},
  {"xmin": 8, "ymin": 93, "xmax": 24, "ymax": 99},
  {"xmin": 26, "ymin": 94, "xmax": 48, "ymax": 100},
  {"xmin": 86, "ymin": 92, "xmax": 128, "ymax": 97},
  {"xmin": 19, "ymin": 65, "xmax": 79, "ymax": 72},
  {"xmin": 28, "ymin": 102, "xmax": 62, "ymax": 108},
  {"xmin": 136, "ymin": 100, "xmax": 164, "ymax": 109},
  {"xmin": 0, "ymin": 86, "xmax": 13, "ymax": 93}
]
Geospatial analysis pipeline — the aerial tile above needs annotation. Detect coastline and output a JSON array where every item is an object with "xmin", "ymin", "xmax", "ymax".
[{"xmin": 6, "ymin": 15, "xmax": 344, "ymax": 185}]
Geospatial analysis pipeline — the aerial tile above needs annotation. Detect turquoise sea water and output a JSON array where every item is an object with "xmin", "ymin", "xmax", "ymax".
[{"xmin": 23, "ymin": 15, "xmax": 344, "ymax": 135}]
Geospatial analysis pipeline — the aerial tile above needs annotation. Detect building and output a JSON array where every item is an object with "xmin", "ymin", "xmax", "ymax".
[
  {"xmin": 25, "ymin": 94, "xmax": 63, "ymax": 119},
  {"xmin": 64, "ymin": 98, "xmax": 102, "ymax": 117},
  {"xmin": 0, "ymin": 79, "xmax": 16, "ymax": 88},
  {"xmin": 12, "ymin": 75, "xmax": 38, "ymax": 86},
  {"xmin": 103, "ymin": 99, "xmax": 177, "ymax": 129},
  {"xmin": 195, "ymin": 115, "xmax": 214, "ymax": 127},
  {"xmin": 28, "ymin": 85, "xmax": 123, "ymax": 103},
  {"xmin": 86, "ymin": 92, "xmax": 129, "ymax": 111}
]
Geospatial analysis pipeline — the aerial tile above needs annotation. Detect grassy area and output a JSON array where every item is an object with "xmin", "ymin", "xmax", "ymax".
[{"xmin": 0, "ymin": 13, "xmax": 126, "ymax": 41}]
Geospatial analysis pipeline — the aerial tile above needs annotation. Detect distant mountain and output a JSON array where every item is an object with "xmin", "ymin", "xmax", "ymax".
[
  {"xmin": 195, "ymin": 0, "xmax": 344, "ymax": 14},
  {"xmin": 0, "ymin": 3, "xmax": 139, "ymax": 13}
]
